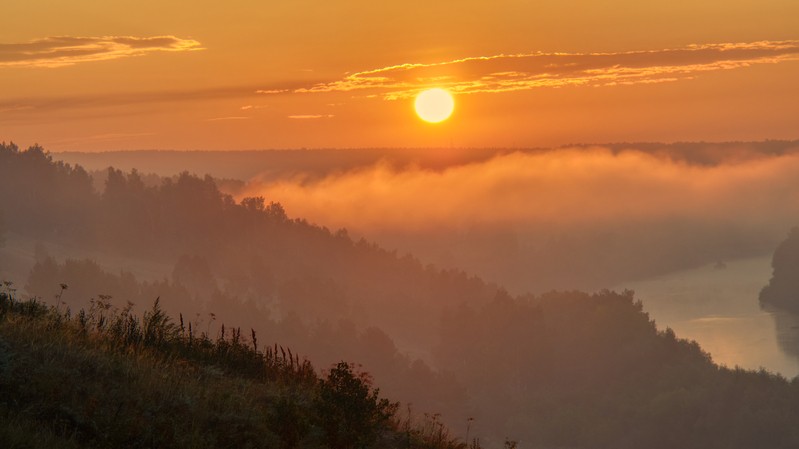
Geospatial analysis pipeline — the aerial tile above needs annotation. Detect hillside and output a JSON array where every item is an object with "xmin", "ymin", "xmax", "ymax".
[
  {"xmin": 5, "ymin": 142, "xmax": 799, "ymax": 447},
  {"xmin": 0, "ymin": 141, "xmax": 493, "ymax": 435},
  {"xmin": 58, "ymin": 141, "xmax": 799, "ymax": 295},
  {"xmin": 7, "ymin": 280, "xmax": 799, "ymax": 448},
  {"xmin": 0, "ymin": 289, "xmax": 471, "ymax": 449}
]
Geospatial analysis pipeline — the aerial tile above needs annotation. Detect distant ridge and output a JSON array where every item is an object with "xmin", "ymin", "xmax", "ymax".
[{"xmin": 53, "ymin": 140, "xmax": 799, "ymax": 180}]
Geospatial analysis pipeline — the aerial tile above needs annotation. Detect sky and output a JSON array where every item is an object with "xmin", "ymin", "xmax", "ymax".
[{"xmin": 1, "ymin": 0, "xmax": 798, "ymax": 151}]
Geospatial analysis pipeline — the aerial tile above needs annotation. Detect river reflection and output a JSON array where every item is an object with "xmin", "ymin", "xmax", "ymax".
[
  {"xmin": 619, "ymin": 256, "xmax": 799, "ymax": 378},
  {"xmin": 767, "ymin": 306, "xmax": 799, "ymax": 366}
]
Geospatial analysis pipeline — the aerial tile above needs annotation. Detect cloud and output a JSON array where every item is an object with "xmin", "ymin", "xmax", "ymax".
[
  {"xmin": 293, "ymin": 40, "xmax": 799, "ymax": 99},
  {"xmin": 287, "ymin": 114, "xmax": 334, "ymax": 119},
  {"xmin": 41, "ymin": 132, "xmax": 157, "ymax": 146},
  {"xmin": 0, "ymin": 35, "xmax": 202, "ymax": 68},
  {"xmin": 85, "ymin": 132, "xmax": 155, "ymax": 140},
  {"xmin": 240, "ymin": 104, "xmax": 273, "ymax": 111},
  {"xmin": 0, "ymin": 105, "xmax": 34, "ymax": 113},
  {"xmin": 205, "ymin": 116, "xmax": 250, "ymax": 122},
  {"xmin": 3, "ymin": 39, "xmax": 795, "ymax": 125},
  {"xmin": 0, "ymin": 82, "xmax": 314, "ymax": 120}
]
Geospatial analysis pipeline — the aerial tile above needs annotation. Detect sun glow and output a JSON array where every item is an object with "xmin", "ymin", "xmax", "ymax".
[{"xmin": 414, "ymin": 88, "xmax": 455, "ymax": 123}]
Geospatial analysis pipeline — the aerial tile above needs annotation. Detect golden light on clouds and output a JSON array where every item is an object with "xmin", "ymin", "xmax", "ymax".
[
  {"xmin": 0, "ymin": 13, "xmax": 797, "ymax": 151},
  {"xmin": 295, "ymin": 41, "xmax": 799, "ymax": 100},
  {"xmin": 414, "ymin": 88, "xmax": 454, "ymax": 123},
  {"xmin": 0, "ymin": 36, "xmax": 202, "ymax": 68},
  {"xmin": 288, "ymin": 114, "xmax": 335, "ymax": 120}
]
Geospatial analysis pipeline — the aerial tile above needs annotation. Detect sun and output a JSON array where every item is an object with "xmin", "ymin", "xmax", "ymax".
[{"xmin": 414, "ymin": 88, "xmax": 455, "ymax": 123}]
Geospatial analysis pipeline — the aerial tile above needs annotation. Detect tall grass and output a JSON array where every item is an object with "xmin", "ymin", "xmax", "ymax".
[{"xmin": 0, "ymin": 288, "xmax": 477, "ymax": 449}]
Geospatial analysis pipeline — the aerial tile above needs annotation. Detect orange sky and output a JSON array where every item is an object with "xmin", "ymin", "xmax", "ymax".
[{"xmin": 1, "ymin": 0, "xmax": 798, "ymax": 151}]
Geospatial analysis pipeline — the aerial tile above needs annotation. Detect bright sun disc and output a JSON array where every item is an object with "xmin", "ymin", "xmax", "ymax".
[{"xmin": 415, "ymin": 88, "xmax": 454, "ymax": 123}]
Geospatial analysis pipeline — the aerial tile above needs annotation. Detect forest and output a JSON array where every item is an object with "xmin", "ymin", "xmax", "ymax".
[
  {"xmin": 4, "ymin": 142, "xmax": 799, "ymax": 448},
  {"xmin": 760, "ymin": 227, "xmax": 799, "ymax": 313},
  {"xmin": 58, "ymin": 140, "xmax": 799, "ymax": 294}
]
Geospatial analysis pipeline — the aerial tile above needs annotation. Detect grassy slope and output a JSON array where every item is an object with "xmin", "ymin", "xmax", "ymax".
[{"xmin": 0, "ymin": 292, "xmax": 466, "ymax": 449}]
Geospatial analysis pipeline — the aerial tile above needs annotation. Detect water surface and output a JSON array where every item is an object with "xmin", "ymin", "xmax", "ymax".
[{"xmin": 621, "ymin": 256, "xmax": 799, "ymax": 378}]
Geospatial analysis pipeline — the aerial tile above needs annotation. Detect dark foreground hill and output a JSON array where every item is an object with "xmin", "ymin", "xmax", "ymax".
[
  {"xmin": 5, "ymin": 286, "xmax": 799, "ymax": 449},
  {"xmin": 0, "ymin": 290, "xmax": 469, "ymax": 449}
]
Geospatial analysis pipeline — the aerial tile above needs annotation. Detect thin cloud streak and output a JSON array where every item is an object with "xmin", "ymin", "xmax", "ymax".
[
  {"xmin": 0, "ymin": 36, "xmax": 203, "ymax": 68},
  {"xmin": 205, "ymin": 116, "xmax": 250, "ymax": 122},
  {"xmin": 287, "ymin": 114, "xmax": 334, "ymax": 119},
  {"xmin": 41, "ymin": 132, "xmax": 156, "ymax": 146},
  {"xmin": 294, "ymin": 40, "xmax": 799, "ymax": 99},
  {"xmin": 85, "ymin": 132, "xmax": 155, "ymax": 140},
  {"xmin": 0, "ymin": 83, "xmax": 308, "ymax": 118}
]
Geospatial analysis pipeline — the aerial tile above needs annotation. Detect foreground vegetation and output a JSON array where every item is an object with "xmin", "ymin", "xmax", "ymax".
[{"xmin": 0, "ymin": 288, "xmax": 472, "ymax": 449}]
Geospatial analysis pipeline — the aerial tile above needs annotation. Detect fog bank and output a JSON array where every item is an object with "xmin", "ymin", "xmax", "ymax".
[{"xmin": 242, "ymin": 146, "xmax": 799, "ymax": 291}]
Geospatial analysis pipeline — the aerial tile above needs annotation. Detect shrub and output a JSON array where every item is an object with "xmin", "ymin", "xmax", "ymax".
[{"xmin": 315, "ymin": 362, "xmax": 399, "ymax": 449}]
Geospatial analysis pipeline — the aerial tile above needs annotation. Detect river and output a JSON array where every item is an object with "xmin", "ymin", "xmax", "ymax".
[{"xmin": 621, "ymin": 256, "xmax": 799, "ymax": 378}]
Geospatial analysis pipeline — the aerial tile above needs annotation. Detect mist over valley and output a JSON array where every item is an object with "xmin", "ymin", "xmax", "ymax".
[{"xmin": 4, "ymin": 141, "xmax": 799, "ymax": 447}]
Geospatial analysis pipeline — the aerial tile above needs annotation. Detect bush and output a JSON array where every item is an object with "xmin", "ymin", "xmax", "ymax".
[{"xmin": 315, "ymin": 362, "xmax": 399, "ymax": 449}]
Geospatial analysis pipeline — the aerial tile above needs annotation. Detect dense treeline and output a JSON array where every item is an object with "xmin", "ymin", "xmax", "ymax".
[
  {"xmin": 0, "ymin": 141, "xmax": 485, "ymax": 424},
  {"xmin": 5, "ymin": 142, "xmax": 799, "ymax": 447},
  {"xmin": 760, "ymin": 227, "xmax": 799, "ymax": 312},
  {"xmin": 15, "ymin": 264, "xmax": 799, "ymax": 448},
  {"xmin": 439, "ymin": 289, "xmax": 799, "ymax": 448},
  {"xmin": 0, "ymin": 141, "xmax": 494, "ymax": 331}
]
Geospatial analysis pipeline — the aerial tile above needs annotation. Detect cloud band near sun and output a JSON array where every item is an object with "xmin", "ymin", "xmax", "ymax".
[
  {"xmin": 0, "ymin": 36, "xmax": 202, "ymax": 68},
  {"xmin": 294, "ymin": 40, "xmax": 799, "ymax": 99}
]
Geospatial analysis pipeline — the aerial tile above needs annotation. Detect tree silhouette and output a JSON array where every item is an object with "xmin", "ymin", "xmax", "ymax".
[
  {"xmin": 315, "ymin": 362, "xmax": 398, "ymax": 449},
  {"xmin": 760, "ymin": 227, "xmax": 799, "ymax": 311}
]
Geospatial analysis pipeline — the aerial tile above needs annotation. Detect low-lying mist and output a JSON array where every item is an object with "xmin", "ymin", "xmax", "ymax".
[{"xmin": 241, "ymin": 145, "xmax": 799, "ymax": 292}]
